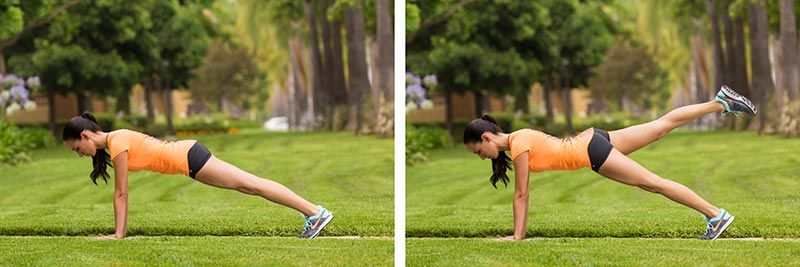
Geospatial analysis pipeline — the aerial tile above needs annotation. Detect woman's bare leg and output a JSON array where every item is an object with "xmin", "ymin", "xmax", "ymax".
[
  {"xmin": 609, "ymin": 101, "xmax": 725, "ymax": 155},
  {"xmin": 194, "ymin": 156, "xmax": 319, "ymax": 216},
  {"xmin": 598, "ymin": 148, "xmax": 720, "ymax": 218}
]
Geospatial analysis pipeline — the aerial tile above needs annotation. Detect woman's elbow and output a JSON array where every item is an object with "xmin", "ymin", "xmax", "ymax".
[{"xmin": 114, "ymin": 191, "xmax": 128, "ymax": 199}]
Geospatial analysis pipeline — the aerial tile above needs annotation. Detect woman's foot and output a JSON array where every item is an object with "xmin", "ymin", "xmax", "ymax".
[
  {"xmin": 699, "ymin": 208, "xmax": 735, "ymax": 240},
  {"xmin": 714, "ymin": 85, "xmax": 757, "ymax": 116},
  {"xmin": 298, "ymin": 205, "xmax": 334, "ymax": 239}
]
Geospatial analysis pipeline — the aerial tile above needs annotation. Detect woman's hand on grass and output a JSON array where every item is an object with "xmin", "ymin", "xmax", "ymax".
[
  {"xmin": 93, "ymin": 234, "xmax": 118, "ymax": 240},
  {"xmin": 496, "ymin": 235, "xmax": 520, "ymax": 241}
]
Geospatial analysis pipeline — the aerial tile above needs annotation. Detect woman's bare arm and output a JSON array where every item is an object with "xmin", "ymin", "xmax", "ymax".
[
  {"xmin": 511, "ymin": 151, "xmax": 530, "ymax": 240},
  {"xmin": 111, "ymin": 151, "xmax": 129, "ymax": 239}
]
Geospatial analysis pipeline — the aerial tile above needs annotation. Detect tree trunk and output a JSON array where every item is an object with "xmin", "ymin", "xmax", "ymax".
[
  {"xmin": 473, "ymin": 91, "xmax": 485, "ymax": 118},
  {"xmin": 116, "ymin": 94, "xmax": 130, "ymax": 115},
  {"xmin": 162, "ymin": 75, "xmax": 175, "ymax": 135},
  {"xmin": 377, "ymin": 0, "xmax": 393, "ymax": 102},
  {"xmin": 720, "ymin": 0, "xmax": 734, "ymax": 86},
  {"xmin": 706, "ymin": 0, "xmax": 724, "ymax": 93},
  {"xmin": 76, "ymin": 92, "xmax": 84, "ymax": 114},
  {"xmin": 376, "ymin": 0, "xmax": 394, "ymax": 137},
  {"xmin": 154, "ymin": 74, "xmax": 173, "ymax": 134},
  {"xmin": 773, "ymin": 37, "xmax": 785, "ymax": 118},
  {"xmin": 514, "ymin": 87, "xmax": 529, "ymax": 114},
  {"xmin": 288, "ymin": 38, "xmax": 300, "ymax": 129},
  {"xmin": 778, "ymin": 0, "xmax": 799, "ymax": 136},
  {"xmin": 0, "ymin": 50, "xmax": 5, "ymax": 74},
  {"xmin": 163, "ymin": 88, "xmax": 174, "ymax": 135},
  {"xmin": 368, "ymin": 38, "xmax": 381, "ymax": 122},
  {"xmin": 748, "ymin": 0, "xmax": 775, "ymax": 134},
  {"xmin": 330, "ymin": 11, "xmax": 347, "ymax": 105},
  {"xmin": 689, "ymin": 21, "xmax": 720, "ymax": 130},
  {"xmin": 76, "ymin": 91, "xmax": 92, "ymax": 114},
  {"xmin": 290, "ymin": 33, "xmax": 311, "ymax": 129},
  {"xmin": 544, "ymin": 74, "xmax": 554, "ymax": 123},
  {"xmin": 345, "ymin": 4, "xmax": 370, "ymax": 135},
  {"xmin": 558, "ymin": 67, "xmax": 575, "ymax": 135},
  {"xmin": 47, "ymin": 89, "xmax": 57, "ymax": 135},
  {"xmin": 319, "ymin": 0, "xmax": 337, "ymax": 130},
  {"xmin": 287, "ymin": 71, "xmax": 297, "ymax": 130},
  {"xmin": 445, "ymin": 88, "xmax": 453, "ymax": 133},
  {"xmin": 305, "ymin": 0, "xmax": 324, "ymax": 129},
  {"xmin": 333, "ymin": 27, "xmax": 348, "ymax": 130},
  {"xmin": 144, "ymin": 79, "xmax": 155, "ymax": 124},
  {"xmin": 732, "ymin": 16, "xmax": 749, "ymax": 98},
  {"xmin": 562, "ymin": 73, "xmax": 573, "ymax": 135}
]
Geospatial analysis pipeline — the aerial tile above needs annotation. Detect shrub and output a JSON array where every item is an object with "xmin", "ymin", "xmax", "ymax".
[
  {"xmin": 143, "ymin": 123, "xmax": 170, "ymax": 137},
  {"xmin": 539, "ymin": 114, "xmax": 649, "ymax": 136},
  {"xmin": 91, "ymin": 113, "xmax": 115, "ymax": 131},
  {"xmin": 18, "ymin": 127, "xmax": 55, "ymax": 150},
  {"xmin": 409, "ymin": 120, "xmax": 469, "ymax": 143},
  {"xmin": 406, "ymin": 126, "xmax": 453, "ymax": 165},
  {"xmin": 0, "ymin": 122, "xmax": 54, "ymax": 165},
  {"xmin": 175, "ymin": 116, "xmax": 231, "ymax": 134}
]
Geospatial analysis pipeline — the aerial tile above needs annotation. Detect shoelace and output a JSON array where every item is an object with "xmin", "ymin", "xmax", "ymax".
[
  {"xmin": 716, "ymin": 95, "xmax": 743, "ymax": 117},
  {"xmin": 723, "ymin": 87, "xmax": 755, "ymax": 108},
  {"xmin": 303, "ymin": 217, "xmax": 314, "ymax": 232}
]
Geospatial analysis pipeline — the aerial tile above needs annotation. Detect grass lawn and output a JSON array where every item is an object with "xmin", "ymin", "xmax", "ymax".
[
  {"xmin": 407, "ymin": 238, "xmax": 800, "ymax": 266},
  {"xmin": 407, "ymin": 131, "xmax": 800, "ymax": 265},
  {"xmin": 1, "ymin": 236, "xmax": 392, "ymax": 266},
  {"xmin": 0, "ymin": 129, "xmax": 393, "ymax": 265}
]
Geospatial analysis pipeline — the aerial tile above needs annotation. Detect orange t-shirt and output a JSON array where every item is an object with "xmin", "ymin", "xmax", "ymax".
[
  {"xmin": 508, "ymin": 128, "xmax": 593, "ymax": 172},
  {"xmin": 107, "ymin": 129, "xmax": 197, "ymax": 176}
]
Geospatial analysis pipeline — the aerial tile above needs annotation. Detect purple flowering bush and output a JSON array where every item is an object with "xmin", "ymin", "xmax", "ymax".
[
  {"xmin": 406, "ymin": 71, "xmax": 452, "ymax": 165},
  {"xmin": 0, "ymin": 74, "xmax": 51, "ymax": 165},
  {"xmin": 406, "ymin": 72, "xmax": 436, "ymax": 112},
  {"xmin": 0, "ymin": 74, "xmax": 39, "ymax": 117}
]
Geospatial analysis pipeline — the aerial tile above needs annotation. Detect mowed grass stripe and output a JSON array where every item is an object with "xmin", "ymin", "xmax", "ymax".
[
  {"xmin": 0, "ymin": 236, "xmax": 393, "ymax": 266},
  {"xmin": 407, "ymin": 238, "xmax": 800, "ymax": 266},
  {"xmin": 0, "ymin": 130, "xmax": 393, "ymax": 237},
  {"xmin": 408, "ymin": 131, "xmax": 800, "ymax": 238}
]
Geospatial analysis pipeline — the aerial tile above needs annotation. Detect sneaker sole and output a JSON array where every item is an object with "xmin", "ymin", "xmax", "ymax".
[
  {"xmin": 710, "ymin": 215, "xmax": 735, "ymax": 241},
  {"xmin": 721, "ymin": 87, "xmax": 757, "ymax": 113},
  {"xmin": 308, "ymin": 213, "xmax": 334, "ymax": 239}
]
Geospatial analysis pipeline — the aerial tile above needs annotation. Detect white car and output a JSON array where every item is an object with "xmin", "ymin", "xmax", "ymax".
[{"xmin": 263, "ymin": 116, "xmax": 289, "ymax": 131}]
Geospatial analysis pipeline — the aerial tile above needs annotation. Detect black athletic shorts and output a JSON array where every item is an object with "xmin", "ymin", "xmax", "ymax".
[
  {"xmin": 187, "ymin": 141, "xmax": 212, "ymax": 179},
  {"xmin": 587, "ymin": 128, "xmax": 613, "ymax": 173}
]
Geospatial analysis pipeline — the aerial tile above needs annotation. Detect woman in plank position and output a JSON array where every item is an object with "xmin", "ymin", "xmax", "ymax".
[
  {"xmin": 63, "ymin": 112, "xmax": 333, "ymax": 239},
  {"xmin": 464, "ymin": 86, "xmax": 756, "ymax": 241}
]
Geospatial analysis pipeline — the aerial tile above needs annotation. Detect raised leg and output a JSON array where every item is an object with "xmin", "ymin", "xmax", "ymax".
[{"xmin": 608, "ymin": 101, "xmax": 725, "ymax": 155}]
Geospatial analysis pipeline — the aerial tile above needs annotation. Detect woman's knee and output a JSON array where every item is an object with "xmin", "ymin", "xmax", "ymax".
[
  {"xmin": 233, "ymin": 180, "xmax": 260, "ymax": 195},
  {"xmin": 652, "ymin": 120, "xmax": 670, "ymax": 140},
  {"xmin": 636, "ymin": 175, "xmax": 665, "ymax": 193}
]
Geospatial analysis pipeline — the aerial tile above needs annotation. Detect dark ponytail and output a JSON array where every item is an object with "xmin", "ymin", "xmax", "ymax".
[
  {"xmin": 62, "ymin": 111, "xmax": 112, "ymax": 185},
  {"xmin": 463, "ymin": 114, "xmax": 512, "ymax": 188}
]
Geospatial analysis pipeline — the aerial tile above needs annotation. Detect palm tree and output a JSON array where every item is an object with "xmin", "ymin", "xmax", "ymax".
[
  {"xmin": 345, "ymin": 1, "xmax": 371, "ymax": 135},
  {"xmin": 747, "ymin": 0, "xmax": 774, "ymax": 133},
  {"xmin": 777, "ymin": 0, "xmax": 799, "ymax": 136},
  {"xmin": 706, "ymin": 0, "xmax": 724, "ymax": 97},
  {"xmin": 375, "ymin": 0, "xmax": 393, "ymax": 137}
]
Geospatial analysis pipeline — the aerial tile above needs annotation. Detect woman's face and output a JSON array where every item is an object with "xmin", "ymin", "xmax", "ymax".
[
  {"xmin": 465, "ymin": 134, "xmax": 498, "ymax": 160},
  {"xmin": 63, "ymin": 131, "xmax": 96, "ymax": 157}
]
